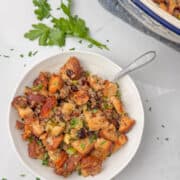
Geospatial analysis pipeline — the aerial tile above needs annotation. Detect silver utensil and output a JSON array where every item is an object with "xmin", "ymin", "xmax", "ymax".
[{"xmin": 113, "ymin": 51, "xmax": 156, "ymax": 81}]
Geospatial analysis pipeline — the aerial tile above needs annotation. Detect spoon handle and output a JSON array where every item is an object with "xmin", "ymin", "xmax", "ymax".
[{"xmin": 113, "ymin": 51, "xmax": 156, "ymax": 81}]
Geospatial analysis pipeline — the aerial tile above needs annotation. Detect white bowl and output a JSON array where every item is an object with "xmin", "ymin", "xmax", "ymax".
[{"xmin": 8, "ymin": 51, "xmax": 144, "ymax": 180}]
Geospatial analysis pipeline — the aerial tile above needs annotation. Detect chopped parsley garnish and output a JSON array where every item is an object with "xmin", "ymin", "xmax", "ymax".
[
  {"xmin": 28, "ymin": 136, "xmax": 34, "ymax": 143},
  {"xmin": 70, "ymin": 118, "xmax": 83, "ymax": 128},
  {"xmin": 42, "ymin": 152, "xmax": 49, "ymax": 166},
  {"xmin": 36, "ymin": 177, "xmax": 41, "ymax": 180},
  {"xmin": 100, "ymin": 140, "xmax": 106, "ymax": 145},
  {"xmin": 32, "ymin": 84, "xmax": 43, "ymax": 91},
  {"xmin": 102, "ymin": 103, "xmax": 112, "ymax": 110},
  {"xmin": 80, "ymin": 143, "xmax": 85, "ymax": 150},
  {"xmin": 89, "ymin": 134, "xmax": 97, "ymax": 143},
  {"xmin": 24, "ymin": 0, "xmax": 108, "ymax": 49},
  {"xmin": 92, "ymin": 109, "xmax": 98, "ymax": 113},
  {"xmin": 66, "ymin": 147, "xmax": 76, "ymax": 155},
  {"xmin": 37, "ymin": 139, "xmax": 43, "ymax": 146},
  {"xmin": 33, "ymin": 0, "xmax": 51, "ymax": 20},
  {"xmin": 1, "ymin": 178, "xmax": 7, "ymax": 180}
]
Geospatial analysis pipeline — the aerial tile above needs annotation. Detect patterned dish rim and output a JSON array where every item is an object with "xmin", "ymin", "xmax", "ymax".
[{"xmin": 132, "ymin": 0, "xmax": 180, "ymax": 35}]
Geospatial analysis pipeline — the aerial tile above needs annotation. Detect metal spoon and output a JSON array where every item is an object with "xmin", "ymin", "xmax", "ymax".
[{"xmin": 113, "ymin": 51, "xmax": 156, "ymax": 81}]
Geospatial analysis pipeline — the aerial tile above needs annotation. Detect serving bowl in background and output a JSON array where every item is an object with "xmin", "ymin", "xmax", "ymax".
[
  {"xmin": 8, "ymin": 51, "xmax": 144, "ymax": 180},
  {"xmin": 119, "ymin": 0, "xmax": 180, "ymax": 44}
]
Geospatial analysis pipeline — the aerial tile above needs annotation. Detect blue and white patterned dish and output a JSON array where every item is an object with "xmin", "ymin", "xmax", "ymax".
[
  {"xmin": 118, "ymin": 0, "xmax": 180, "ymax": 44},
  {"xmin": 132, "ymin": 0, "xmax": 180, "ymax": 35}
]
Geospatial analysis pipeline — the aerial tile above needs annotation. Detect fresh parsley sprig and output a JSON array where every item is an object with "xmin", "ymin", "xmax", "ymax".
[{"xmin": 24, "ymin": 0, "xmax": 108, "ymax": 49}]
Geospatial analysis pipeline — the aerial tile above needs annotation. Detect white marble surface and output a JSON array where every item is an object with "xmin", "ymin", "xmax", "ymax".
[{"xmin": 0, "ymin": 0, "xmax": 179, "ymax": 180}]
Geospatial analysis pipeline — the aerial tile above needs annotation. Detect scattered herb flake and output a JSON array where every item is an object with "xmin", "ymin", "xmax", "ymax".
[
  {"xmin": 148, "ymin": 107, "xmax": 152, "ymax": 111},
  {"xmin": 20, "ymin": 54, "xmax": 24, "ymax": 58},
  {"xmin": 28, "ymin": 51, "xmax": 33, "ymax": 57},
  {"xmin": 88, "ymin": 44, "xmax": 93, "ymax": 48},
  {"xmin": 3, "ymin": 55, "xmax": 10, "ymax": 58},
  {"xmin": 33, "ymin": 50, "xmax": 38, "ymax": 56},
  {"xmin": 165, "ymin": 138, "xmax": 169, "ymax": 141},
  {"xmin": 156, "ymin": 137, "xmax": 159, "ymax": 140},
  {"xmin": 106, "ymin": 40, "xmax": 109, "ymax": 42},
  {"xmin": 78, "ymin": 40, "xmax": 82, "ymax": 44},
  {"xmin": 10, "ymin": 48, "xmax": 14, "ymax": 51},
  {"xmin": 1, "ymin": 178, "xmax": 7, "ymax": 180},
  {"xmin": 69, "ymin": 48, "xmax": 75, "ymax": 51},
  {"xmin": 20, "ymin": 174, "xmax": 26, "ymax": 177},
  {"xmin": 161, "ymin": 124, "xmax": 165, "ymax": 128},
  {"xmin": 36, "ymin": 177, "xmax": 41, "ymax": 180},
  {"xmin": 56, "ymin": 7, "xmax": 60, "ymax": 10}
]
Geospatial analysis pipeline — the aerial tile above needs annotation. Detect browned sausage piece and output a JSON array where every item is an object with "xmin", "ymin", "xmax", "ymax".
[
  {"xmin": 28, "ymin": 140, "xmax": 45, "ymax": 159},
  {"xmin": 16, "ymin": 120, "xmax": 24, "ymax": 130}
]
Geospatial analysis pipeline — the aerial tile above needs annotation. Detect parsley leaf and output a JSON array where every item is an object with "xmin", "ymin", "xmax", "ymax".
[
  {"xmin": 24, "ymin": 23, "xmax": 50, "ymax": 46},
  {"xmin": 61, "ymin": 0, "xmax": 72, "ymax": 18},
  {"xmin": 33, "ymin": 0, "xmax": 51, "ymax": 20},
  {"xmin": 48, "ymin": 28, "xmax": 65, "ymax": 46}
]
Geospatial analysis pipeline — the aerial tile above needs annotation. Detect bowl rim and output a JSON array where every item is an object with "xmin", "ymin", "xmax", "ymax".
[{"xmin": 7, "ymin": 50, "xmax": 144, "ymax": 180}]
